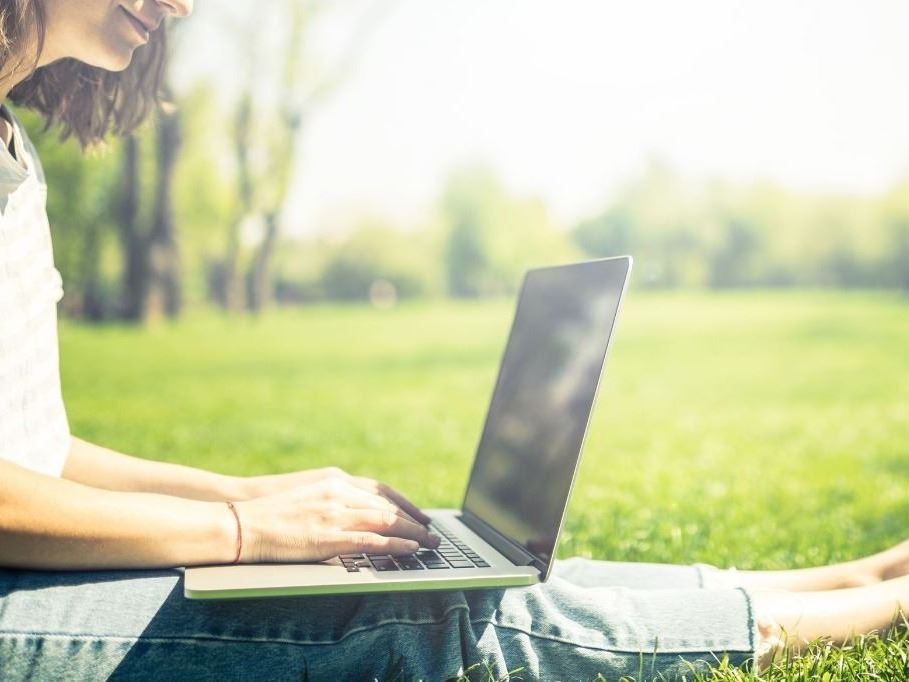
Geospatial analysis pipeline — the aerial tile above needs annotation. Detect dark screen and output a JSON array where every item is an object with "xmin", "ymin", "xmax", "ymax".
[{"xmin": 462, "ymin": 257, "xmax": 630, "ymax": 566}]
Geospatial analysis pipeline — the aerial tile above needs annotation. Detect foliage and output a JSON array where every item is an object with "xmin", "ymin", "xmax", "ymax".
[
  {"xmin": 60, "ymin": 292, "xmax": 909, "ymax": 678},
  {"xmin": 270, "ymin": 220, "xmax": 443, "ymax": 303},
  {"xmin": 318, "ymin": 220, "xmax": 439, "ymax": 301},
  {"xmin": 25, "ymin": 83, "xmax": 909, "ymax": 319},
  {"xmin": 439, "ymin": 165, "xmax": 579, "ymax": 296},
  {"xmin": 572, "ymin": 161, "xmax": 909, "ymax": 291},
  {"xmin": 171, "ymin": 84, "xmax": 239, "ymax": 305}
]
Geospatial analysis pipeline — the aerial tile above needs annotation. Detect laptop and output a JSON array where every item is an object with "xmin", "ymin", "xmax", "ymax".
[{"xmin": 184, "ymin": 256, "xmax": 633, "ymax": 600}]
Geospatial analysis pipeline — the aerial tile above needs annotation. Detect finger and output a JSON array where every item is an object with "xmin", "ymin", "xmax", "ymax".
[
  {"xmin": 377, "ymin": 484, "xmax": 432, "ymax": 526},
  {"xmin": 327, "ymin": 532, "xmax": 421, "ymax": 557},
  {"xmin": 351, "ymin": 477, "xmax": 432, "ymax": 525},
  {"xmin": 334, "ymin": 486, "xmax": 408, "ymax": 518},
  {"xmin": 345, "ymin": 509, "xmax": 440, "ymax": 548}
]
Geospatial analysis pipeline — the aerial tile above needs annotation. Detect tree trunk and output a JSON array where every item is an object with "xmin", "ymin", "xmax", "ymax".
[
  {"xmin": 245, "ymin": 211, "xmax": 279, "ymax": 313},
  {"xmin": 80, "ymin": 225, "xmax": 106, "ymax": 322},
  {"xmin": 220, "ymin": 93, "xmax": 254, "ymax": 312},
  {"xmin": 118, "ymin": 135, "xmax": 148, "ymax": 322},
  {"xmin": 148, "ymin": 101, "xmax": 183, "ymax": 319}
]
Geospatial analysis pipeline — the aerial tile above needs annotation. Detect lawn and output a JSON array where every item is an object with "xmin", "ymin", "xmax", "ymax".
[{"xmin": 59, "ymin": 290, "xmax": 909, "ymax": 680}]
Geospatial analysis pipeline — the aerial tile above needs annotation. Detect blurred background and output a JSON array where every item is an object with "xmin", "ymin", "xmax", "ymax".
[
  {"xmin": 17, "ymin": 4, "xmax": 909, "ymax": 672},
  {"xmin": 18, "ymin": 0, "xmax": 909, "ymax": 320},
  {"xmin": 16, "ymin": 0, "xmax": 909, "ymax": 599}
]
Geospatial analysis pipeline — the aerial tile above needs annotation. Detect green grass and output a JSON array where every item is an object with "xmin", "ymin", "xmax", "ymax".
[{"xmin": 59, "ymin": 290, "xmax": 909, "ymax": 680}]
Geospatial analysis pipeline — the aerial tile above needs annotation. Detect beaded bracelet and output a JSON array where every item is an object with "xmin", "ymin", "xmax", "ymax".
[{"xmin": 225, "ymin": 500, "xmax": 242, "ymax": 564}]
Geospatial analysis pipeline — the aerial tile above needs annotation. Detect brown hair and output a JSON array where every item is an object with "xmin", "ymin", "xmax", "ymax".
[{"xmin": 1, "ymin": 0, "xmax": 167, "ymax": 149}]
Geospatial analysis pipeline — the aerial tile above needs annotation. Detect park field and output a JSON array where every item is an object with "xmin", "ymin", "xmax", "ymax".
[{"xmin": 59, "ymin": 290, "xmax": 909, "ymax": 680}]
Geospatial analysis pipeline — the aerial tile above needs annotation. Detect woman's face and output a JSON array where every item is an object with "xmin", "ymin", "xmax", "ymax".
[{"xmin": 41, "ymin": 0, "xmax": 193, "ymax": 70}]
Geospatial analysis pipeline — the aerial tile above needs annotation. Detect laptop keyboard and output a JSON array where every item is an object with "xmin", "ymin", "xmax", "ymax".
[{"xmin": 339, "ymin": 522, "xmax": 491, "ymax": 572}]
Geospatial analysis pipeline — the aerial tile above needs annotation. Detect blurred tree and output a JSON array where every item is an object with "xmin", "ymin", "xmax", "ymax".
[
  {"xmin": 572, "ymin": 208, "xmax": 634, "ymax": 259},
  {"xmin": 170, "ymin": 84, "xmax": 238, "ymax": 309},
  {"xmin": 880, "ymin": 180, "xmax": 909, "ymax": 291},
  {"xmin": 207, "ymin": 0, "xmax": 391, "ymax": 313},
  {"xmin": 887, "ymin": 221, "xmax": 909, "ymax": 291},
  {"xmin": 208, "ymin": 91, "xmax": 252, "ymax": 312},
  {"xmin": 147, "ymin": 88, "xmax": 183, "ymax": 319},
  {"xmin": 114, "ymin": 22, "xmax": 188, "ymax": 323},
  {"xmin": 118, "ymin": 135, "xmax": 147, "ymax": 321},
  {"xmin": 571, "ymin": 161, "xmax": 900, "ymax": 291},
  {"xmin": 445, "ymin": 206, "xmax": 490, "ymax": 298},
  {"xmin": 440, "ymin": 165, "xmax": 578, "ymax": 297},
  {"xmin": 318, "ymin": 221, "xmax": 435, "ymax": 301},
  {"xmin": 572, "ymin": 161, "xmax": 709, "ymax": 288},
  {"xmin": 708, "ymin": 217, "xmax": 762, "ymax": 288}
]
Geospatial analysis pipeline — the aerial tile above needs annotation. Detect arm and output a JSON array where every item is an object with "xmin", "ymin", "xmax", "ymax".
[
  {"xmin": 1, "ymin": 458, "xmax": 438, "ymax": 570},
  {"xmin": 61, "ymin": 438, "xmax": 433, "ymax": 526},
  {"xmin": 62, "ymin": 436, "xmax": 246, "ymax": 501},
  {"xmin": 1, "ymin": 458, "xmax": 236, "ymax": 569}
]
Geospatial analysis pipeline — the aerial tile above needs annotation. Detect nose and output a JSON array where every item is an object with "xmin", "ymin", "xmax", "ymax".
[{"xmin": 155, "ymin": 0, "xmax": 193, "ymax": 18}]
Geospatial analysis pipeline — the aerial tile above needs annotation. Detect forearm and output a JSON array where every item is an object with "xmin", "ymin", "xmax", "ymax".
[
  {"xmin": 62, "ymin": 436, "xmax": 245, "ymax": 501},
  {"xmin": 0, "ymin": 459, "xmax": 236, "ymax": 570}
]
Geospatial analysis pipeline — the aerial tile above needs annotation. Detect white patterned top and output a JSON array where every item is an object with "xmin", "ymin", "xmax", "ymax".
[{"xmin": 0, "ymin": 104, "xmax": 70, "ymax": 477}]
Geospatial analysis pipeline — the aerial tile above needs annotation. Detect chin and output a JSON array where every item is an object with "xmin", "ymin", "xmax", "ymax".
[
  {"xmin": 107, "ymin": 53, "xmax": 136, "ymax": 72},
  {"xmin": 78, "ymin": 42, "xmax": 138, "ymax": 72},
  {"xmin": 100, "ymin": 47, "xmax": 138, "ymax": 72}
]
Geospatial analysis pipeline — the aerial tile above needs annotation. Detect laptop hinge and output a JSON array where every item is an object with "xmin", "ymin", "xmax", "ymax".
[{"xmin": 457, "ymin": 510, "xmax": 546, "ymax": 574}]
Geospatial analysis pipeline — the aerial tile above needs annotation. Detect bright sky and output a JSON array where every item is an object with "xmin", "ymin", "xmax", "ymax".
[{"xmin": 183, "ymin": 0, "xmax": 909, "ymax": 235}]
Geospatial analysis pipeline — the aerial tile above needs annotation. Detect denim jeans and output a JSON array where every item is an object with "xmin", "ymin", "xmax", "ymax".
[{"xmin": 0, "ymin": 558, "xmax": 756, "ymax": 680}]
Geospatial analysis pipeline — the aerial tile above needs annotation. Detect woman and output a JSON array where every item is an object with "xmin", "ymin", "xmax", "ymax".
[{"xmin": 1, "ymin": 1, "xmax": 908, "ymax": 679}]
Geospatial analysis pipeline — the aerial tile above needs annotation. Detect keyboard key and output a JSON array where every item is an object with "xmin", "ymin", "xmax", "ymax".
[
  {"xmin": 425, "ymin": 524, "xmax": 488, "ymax": 568},
  {"xmin": 345, "ymin": 566, "xmax": 360, "ymax": 572},
  {"xmin": 396, "ymin": 558, "xmax": 424, "ymax": 571},
  {"xmin": 424, "ymin": 563, "xmax": 450, "ymax": 569},
  {"xmin": 366, "ymin": 554, "xmax": 390, "ymax": 560},
  {"xmin": 370, "ymin": 559, "xmax": 399, "ymax": 571}
]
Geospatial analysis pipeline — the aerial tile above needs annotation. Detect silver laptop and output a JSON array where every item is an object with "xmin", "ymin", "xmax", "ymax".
[{"xmin": 185, "ymin": 256, "xmax": 633, "ymax": 600}]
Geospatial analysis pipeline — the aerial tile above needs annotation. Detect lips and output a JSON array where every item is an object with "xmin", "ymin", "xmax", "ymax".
[{"xmin": 119, "ymin": 7, "xmax": 153, "ymax": 38}]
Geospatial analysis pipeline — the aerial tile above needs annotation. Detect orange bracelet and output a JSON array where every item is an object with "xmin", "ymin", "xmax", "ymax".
[{"xmin": 226, "ymin": 500, "xmax": 242, "ymax": 564}]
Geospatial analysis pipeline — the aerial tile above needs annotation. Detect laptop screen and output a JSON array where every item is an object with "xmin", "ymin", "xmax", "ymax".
[{"xmin": 461, "ymin": 257, "xmax": 631, "ymax": 568}]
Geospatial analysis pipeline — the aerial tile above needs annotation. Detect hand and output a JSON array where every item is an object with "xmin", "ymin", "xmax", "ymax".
[
  {"xmin": 235, "ymin": 466, "xmax": 431, "ymax": 525},
  {"xmin": 232, "ymin": 472, "xmax": 440, "ymax": 563}
]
